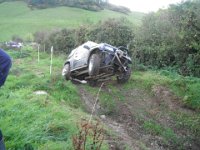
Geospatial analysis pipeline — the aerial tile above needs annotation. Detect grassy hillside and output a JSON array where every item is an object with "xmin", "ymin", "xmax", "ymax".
[
  {"xmin": 0, "ymin": 1, "xmax": 144, "ymax": 41},
  {"xmin": 0, "ymin": 47, "xmax": 109, "ymax": 149},
  {"xmin": 1, "ymin": 46, "xmax": 199, "ymax": 149}
]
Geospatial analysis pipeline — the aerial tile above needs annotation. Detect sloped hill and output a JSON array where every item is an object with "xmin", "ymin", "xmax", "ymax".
[
  {"xmin": 0, "ymin": 1, "xmax": 145, "ymax": 41},
  {"xmin": 79, "ymin": 75, "xmax": 200, "ymax": 149},
  {"xmin": 1, "ymin": 46, "xmax": 199, "ymax": 149},
  {"xmin": 0, "ymin": 47, "xmax": 110, "ymax": 149}
]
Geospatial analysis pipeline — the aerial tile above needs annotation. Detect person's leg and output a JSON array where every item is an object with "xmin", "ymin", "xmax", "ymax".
[{"xmin": 0, "ymin": 130, "xmax": 6, "ymax": 150}]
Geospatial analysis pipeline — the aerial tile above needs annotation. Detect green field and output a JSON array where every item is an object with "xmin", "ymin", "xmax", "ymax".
[
  {"xmin": 0, "ymin": 46, "xmax": 199, "ymax": 149},
  {"xmin": 0, "ymin": 1, "xmax": 144, "ymax": 41},
  {"xmin": 0, "ymin": 47, "xmax": 109, "ymax": 149},
  {"xmin": 1, "ymin": 1, "xmax": 200, "ymax": 149}
]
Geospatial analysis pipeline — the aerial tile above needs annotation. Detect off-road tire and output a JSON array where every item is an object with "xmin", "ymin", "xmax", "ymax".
[
  {"xmin": 62, "ymin": 63, "xmax": 70, "ymax": 80},
  {"xmin": 88, "ymin": 53, "xmax": 100, "ymax": 76},
  {"xmin": 117, "ymin": 67, "xmax": 132, "ymax": 84}
]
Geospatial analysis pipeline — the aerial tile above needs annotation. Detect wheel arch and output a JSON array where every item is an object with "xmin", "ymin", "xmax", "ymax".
[
  {"xmin": 88, "ymin": 48, "xmax": 100, "ymax": 64},
  {"xmin": 64, "ymin": 61, "xmax": 70, "ymax": 65},
  {"xmin": 64, "ymin": 61, "xmax": 72, "ymax": 72}
]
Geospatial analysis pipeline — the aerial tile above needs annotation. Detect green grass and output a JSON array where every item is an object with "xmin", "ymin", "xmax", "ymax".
[
  {"xmin": 126, "ymin": 70, "xmax": 200, "ymax": 110},
  {"xmin": 0, "ymin": 47, "xmax": 109, "ymax": 149},
  {"xmin": 1, "ymin": 46, "xmax": 199, "ymax": 149},
  {"xmin": 0, "ymin": 1, "xmax": 144, "ymax": 41},
  {"xmin": 84, "ymin": 84, "xmax": 122, "ymax": 115},
  {"xmin": 83, "ymin": 70, "xmax": 200, "ymax": 148},
  {"xmin": 171, "ymin": 112, "xmax": 200, "ymax": 137},
  {"xmin": 143, "ymin": 120, "xmax": 180, "ymax": 146},
  {"xmin": 85, "ymin": 68, "xmax": 200, "ymax": 115},
  {"xmin": 128, "ymin": 69, "xmax": 200, "ymax": 143}
]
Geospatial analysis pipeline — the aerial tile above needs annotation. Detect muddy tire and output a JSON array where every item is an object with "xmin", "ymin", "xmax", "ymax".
[
  {"xmin": 117, "ymin": 67, "xmax": 131, "ymax": 84},
  {"xmin": 88, "ymin": 53, "xmax": 100, "ymax": 76},
  {"xmin": 62, "ymin": 63, "xmax": 70, "ymax": 80}
]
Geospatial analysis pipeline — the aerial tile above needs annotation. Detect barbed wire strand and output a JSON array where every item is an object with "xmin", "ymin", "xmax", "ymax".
[{"xmin": 89, "ymin": 82, "xmax": 104, "ymax": 123}]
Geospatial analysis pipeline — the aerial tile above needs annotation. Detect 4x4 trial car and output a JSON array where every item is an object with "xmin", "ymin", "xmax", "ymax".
[{"xmin": 62, "ymin": 41, "xmax": 132, "ymax": 85}]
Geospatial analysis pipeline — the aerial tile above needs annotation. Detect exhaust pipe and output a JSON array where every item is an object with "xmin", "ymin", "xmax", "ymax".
[{"xmin": 71, "ymin": 78, "xmax": 87, "ymax": 84}]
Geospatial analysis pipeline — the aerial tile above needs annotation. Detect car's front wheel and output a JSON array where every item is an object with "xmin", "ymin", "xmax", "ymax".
[
  {"xmin": 62, "ymin": 63, "xmax": 71, "ymax": 80},
  {"xmin": 88, "ymin": 53, "xmax": 100, "ymax": 76},
  {"xmin": 117, "ymin": 67, "xmax": 132, "ymax": 83}
]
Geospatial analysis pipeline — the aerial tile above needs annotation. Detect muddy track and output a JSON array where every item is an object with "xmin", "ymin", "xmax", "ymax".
[
  {"xmin": 79, "ymin": 86, "xmax": 140, "ymax": 149},
  {"xmin": 78, "ymin": 82, "xmax": 199, "ymax": 150}
]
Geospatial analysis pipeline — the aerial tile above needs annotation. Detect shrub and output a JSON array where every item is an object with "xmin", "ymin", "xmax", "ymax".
[
  {"xmin": 134, "ymin": 1, "xmax": 200, "ymax": 77},
  {"xmin": 34, "ymin": 18, "xmax": 135, "ymax": 54},
  {"xmin": 12, "ymin": 35, "xmax": 23, "ymax": 43},
  {"xmin": 88, "ymin": 17, "xmax": 135, "ymax": 47},
  {"xmin": 104, "ymin": 3, "xmax": 131, "ymax": 14}
]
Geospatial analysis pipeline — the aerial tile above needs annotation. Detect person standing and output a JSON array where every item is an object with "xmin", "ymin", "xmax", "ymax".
[{"xmin": 0, "ymin": 48, "xmax": 12, "ymax": 150}]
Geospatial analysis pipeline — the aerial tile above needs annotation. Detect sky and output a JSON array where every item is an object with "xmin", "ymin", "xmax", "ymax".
[{"xmin": 109, "ymin": 0, "xmax": 183, "ymax": 13}]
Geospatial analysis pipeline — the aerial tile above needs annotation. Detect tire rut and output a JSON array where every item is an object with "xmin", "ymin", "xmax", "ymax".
[
  {"xmin": 77, "ymin": 83, "xmax": 199, "ymax": 150},
  {"xmin": 78, "ymin": 85, "xmax": 141, "ymax": 149}
]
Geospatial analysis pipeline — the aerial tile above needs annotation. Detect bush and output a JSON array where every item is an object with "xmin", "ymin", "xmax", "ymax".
[
  {"xmin": 105, "ymin": 3, "xmax": 131, "ymax": 14},
  {"xmin": 12, "ymin": 35, "xmax": 23, "ymax": 43},
  {"xmin": 134, "ymin": 1, "xmax": 200, "ymax": 77},
  {"xmin": 88, "ymin": 17, "xmax": 135, "ymax": 47},
  {"xmin": 27, "ymin": 0, "xmax": 104, "ymax": 11},
  {"xmin": 34, "ymin": 30, "xmax": 49, "ymax": 44},
  {"xmin": 46, "ymin": 29, "xmax": 76, "ymax": 54},
  {"xmin": 34, "ymin": 18, "xmax": 135, "ymax": 54}
]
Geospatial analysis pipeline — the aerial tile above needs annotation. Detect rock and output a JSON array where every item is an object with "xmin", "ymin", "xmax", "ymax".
[
  {"xmin": 100, "ymin": 115, "xmax": 106, "ymax": 120},
  {"xmin": 34, "ymin": 90, "xmax": 48, "ymax": 95}
]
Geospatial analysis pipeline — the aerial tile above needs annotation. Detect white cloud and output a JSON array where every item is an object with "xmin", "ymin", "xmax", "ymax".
[{"xmin": 109, "ymin": 0, "xmax": 183, "ymax": 13}]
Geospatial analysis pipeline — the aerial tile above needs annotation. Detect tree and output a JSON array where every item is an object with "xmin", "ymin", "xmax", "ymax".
[{"xmin": 134, "ymin": 0, "xmax": 200, "ymax": 77}]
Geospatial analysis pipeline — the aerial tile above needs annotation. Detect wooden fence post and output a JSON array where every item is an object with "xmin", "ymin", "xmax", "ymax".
[
  {"xmin": 50, "ymin": 46, "xmax": 53, "ymax": 75},
  {"xmin": 38, "ymin": 44, "xmax": 40, "ymax": 63}
]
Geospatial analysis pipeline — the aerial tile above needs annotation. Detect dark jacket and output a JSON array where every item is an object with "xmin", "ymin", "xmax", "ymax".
[{"xmin": 0, "ymin": 48, "xmax": 12, "ymax": 87}]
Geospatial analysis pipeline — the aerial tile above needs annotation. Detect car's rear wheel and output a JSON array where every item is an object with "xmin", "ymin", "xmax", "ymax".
[
  {"xmin": 62, "ymin": 63, "xmax": 70, "ymax": 80},
  {"xmin": 88, "ymin": 53, "xmax": 100, "ymax": 76},
  {"xmin": 117, "ymin": 67, "xmax": 131, "ymax": 84}
]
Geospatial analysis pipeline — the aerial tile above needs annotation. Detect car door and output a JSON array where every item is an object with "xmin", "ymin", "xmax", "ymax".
[{"xmin": 72, "ymin": 46, "xmax": 89, "ymax": 70}]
